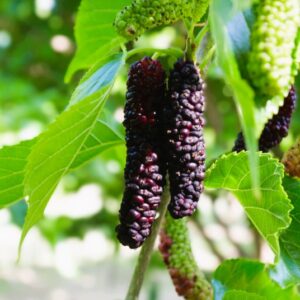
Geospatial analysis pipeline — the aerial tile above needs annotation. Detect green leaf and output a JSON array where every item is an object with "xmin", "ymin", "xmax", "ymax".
[
  {"xmin": 223, "ymin": 290, "xmax": 266, "ymax": 300},
  {"xmin": 0, "ymin": 119, "xmax": 123, "ymax": 209},
  {"xmin": 65, "ymin": 0, "xmax": 130, "ymax": 81},
  {"xmin": 20, "ymin": 54, "xmax": 125, "ymax": 249},
  {"xmin": 232, "ymin": 0, "xmax": 255, "ymax": 11},
  {"xmin": 205, "ymin": 151, "xmax": 292, "ymax": 256},
  {"xmin": 0, "ymin": 140, "xmax": 34, "ymax": 208},
  {"xmin": 70, "ymin": 113, "xmax": 124, "ymax": 169},
  {"xmin": 209, "ymin": 0, "xmax": 259, "ymax": 192},
  {"xmin": 227, "ymin": 11, "xmax": 250, "ymax": 77},
  {"xmin": 270, "ymin": 176, "xmax": 300, "ymax": 287},
  {"xmin": 70, "ymin": 54, "xmax": 124, "ymax": 105},
  {"xmin": 9, "ymin": 200, "xmax": 27, "ymax": 228},
  {"xmin": 213, "ymin": 259, "xmax": 300, "ymax": 300},
  {"xmin": 0, "ymin": 55, "xmax": 125, "ymax": 211}
]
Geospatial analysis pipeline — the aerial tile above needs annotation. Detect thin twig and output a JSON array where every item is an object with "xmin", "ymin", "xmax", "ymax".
[
  {"xmin": 214, "ymin": 211, "xmax": 249, "ymax": 258},
  {"xmin": 125, "ymin": 189, "xmax": 170, "ymax": 300},
  {"xmin": 190, "ymin": 217, "xmax": 225, "ymax": 262},
  {"xmin": 253, "ymin": 225, "xmax": 262, "ymax": 259},
  {"xmin": 194, "ymin": 22, "xmax": 208, "ymax": 27}
]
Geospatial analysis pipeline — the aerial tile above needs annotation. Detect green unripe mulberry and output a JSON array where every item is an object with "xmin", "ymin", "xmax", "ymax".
[
  {"xmin": 159, "ymin": 214, "xmax": 212, "ymax": 300},
  {"xmin": 292, "ymin": 29, "xmax": 300, "ymax": 75},
  {"xmin": 248, "ymin": 0, "xmax": 300, "ymax": 99},
  {"xmin": 282, "ymin": 138, "xmax": 300, "ymax": 178},
  {"xmin": 114, "ymin": 0, "xmax": 209, "ymax": 40}
]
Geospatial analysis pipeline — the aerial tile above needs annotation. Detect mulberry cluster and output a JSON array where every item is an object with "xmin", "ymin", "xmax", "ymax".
[
  {"xmin": 159, "ymin": 214, "xmax": 213, "ymax": 300},
  {"xmin": 114, "ymin": 0, "xmax": 209, "ymax": 40},
  {"xmin": 116, "ymin": 57, "xmax": 166, "ymax": 249},
  {"xmin": 194, "ymin": 0, "xmax": 210, "ymax": 22},
  {"xmin": 282, "ymin": 139, "xmax": 300, "ymax": 178},
  {"xmin": 233, "ymin": 87, "xmax": 297, "ymax": 152},
  {"xmin": 247, "ymin": 0, "xmax": 300, "ymax": 98},
  {"xmin": 165, "ymin": 60, "xmax": 205, "ymax": 219}
]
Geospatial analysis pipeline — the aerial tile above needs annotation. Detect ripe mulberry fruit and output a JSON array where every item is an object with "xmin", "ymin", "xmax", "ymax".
[
  {"xmin": 233, "ymin": 87, "xmax": 297, "ymax": 152},
  {"xmin": 116, "ymin": 57, "xmax": 166, "ymax": 249},
  {"xmin": 114, "ymin": 0, "xmax": 209, "ymax": 40},
  {"xmin": 164, "ymin": 60, "xmax": 205, "ymax": 219},
  {"xmin": 282, "ymin": 139, "xmax": 300, "ymax": 178},
  {"xmin": 247, "ymin": 0, "xmax": 300, "ymax": 98},
  {"xmin": 159, "ymin": 213, "xmax": 213, "ymax": 300}
]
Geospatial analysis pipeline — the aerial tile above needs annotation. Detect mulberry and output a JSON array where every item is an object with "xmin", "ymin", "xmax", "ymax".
[
  {"xmin": 247, "ymin": 0, "xmax": 300, "ymax": 98},
  {"xmin": 114, "ymin": 0, "xmax": 209, "ymax": 40},
  {"xmin": 159, "ymin": 214, "xmax": 213, "ymax": 300},
  {"xmin": 165, "ymin": 60, "xmax": 205, "ymax": 219},
  {"xmin": 282, "ymin": 139, "xmax": 300, "ymax": 178},
  {"xmin": 116, "ymin": 57, "xmax": 166, "ymax": 249},
  {"xmin": 233, "ymin": 87, "xmax": 297, "ymax": 152}
]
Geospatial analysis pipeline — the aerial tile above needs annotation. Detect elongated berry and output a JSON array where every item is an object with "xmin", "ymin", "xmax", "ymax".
[
  {"xmin": 159, "ymin": 214, "xmax": 213, "ymax": 300},
  {"xmin": 233, "ymin": 87, "xmax": 297, "ymax": 152},
  {"xmin": 282, "ymin": 139, "xmax": 300, "ymax": 178},
  {"xmin": 165, "ymin": 60, "xmax": 205, "ymax": 218},
  {"xmin": 247, "ymin": 0, "xmax": 300, "ymax": 98},
  {"xmin": 116, "ymin": 57, "xmax": 166, "ymax": 249},
  {"xmin": 114, "ymin": 0, "xmax": 209, "ymax": 40}
]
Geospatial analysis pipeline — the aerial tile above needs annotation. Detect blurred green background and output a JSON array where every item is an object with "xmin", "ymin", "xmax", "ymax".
[{"xmin": 1, "ymin": 1, "xmax": 300, "ymax": 299}]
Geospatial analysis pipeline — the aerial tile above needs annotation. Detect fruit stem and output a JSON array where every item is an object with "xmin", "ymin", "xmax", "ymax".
[
  {"xmin": 125, "ymin": 188, "xmax": 170, "ymax": 300},
  {"xmin": 184, "ymin": 20, "xmax": 196, "ymax": 61}
]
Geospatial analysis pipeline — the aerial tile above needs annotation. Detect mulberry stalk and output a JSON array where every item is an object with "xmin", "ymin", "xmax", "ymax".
[
  {"xmin": 247, "ymin": 0, "xmax": 300, "ymax": 98},
  {"xmin": 282, "ymin": 139, "xmax": 300, "ymax": 178},
  {"xmin": 159, "ymin": 214, "xmax": 213, "ymax": 300},
  {"xmin": 114, "ymin": 0, "xmax": 209, "ymax": 40},
  {"xmin": 233, "ymin": 87, "xmax": 297, "ymax": 152},
  {"xmin": 116, "ymin": 57, "xmax": 166, "ymax": 249},
  {"xmin": 165, "ymin": 60, "xmax": 205, "ymax": 219}
]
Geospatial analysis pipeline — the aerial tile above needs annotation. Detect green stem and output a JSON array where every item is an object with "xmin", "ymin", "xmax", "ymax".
[
  {"xmin": 184, "ymin": 20, "xmax": 196, "ymax": 61},
  {"xmin": 151, "ymin": 52, "xmax": 160, "ymax": 60},
  {"xmin": 125, "ymin": 189, "xmax": 170, "ymax": 300},
  {"xmin": 125, "ymin": 47, "xmax": 183, "ymax": 61}
]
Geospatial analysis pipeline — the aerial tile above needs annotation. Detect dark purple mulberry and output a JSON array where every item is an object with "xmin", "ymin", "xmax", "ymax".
[
  {"xmin": 164, "ymin": 60, "xmax": 206, "ymax": 219},
  {"xmin": 116, "ymin": 57, "xmax": 166, "ymax": 249},
  {"xmin": 233, "ymin": 87, "xmax": 297, "ymax": 152}
]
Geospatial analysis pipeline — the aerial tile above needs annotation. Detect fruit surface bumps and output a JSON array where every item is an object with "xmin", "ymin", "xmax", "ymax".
[
  {"xmin": 282, "ymin": 139, "xmax": 300, "ymax": 178},
  {"xmin": 247, "ymin": 0, "xmax": 300, "ymax": 98},
  {"xmin": 114, "ymin": 0, "xmax": 209, "ymax": 40},
  {"xmin": 116, "ymin": 57, "xmax": 166, "ymax": 249},
  {"xmin": 165, "ymin": 60, "xmax": 205, "ymax": 218},
  {"xmin": 233, "ymin": 87, "xmax": 297, "ymax": 152},
  {"xmin": 159, "ymin": 214, "xmax": 213, "ymax": 300}
]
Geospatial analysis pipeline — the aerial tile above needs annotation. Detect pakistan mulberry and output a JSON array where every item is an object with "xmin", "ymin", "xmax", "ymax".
[
  {"xmin": 116, "ymin": 57, "xmax": 166, "ymax": 249},
  {"xmin": 282, "ymin": 139, "xmax": 300, "ymax": 178},
  {"xmin": 247, "ymin": 0, "xmax": 300, "ymax": 98},
  {"xmin": 114, "ymin": 0, "xmax": 209, "ymax": 40},
  {"xmin": 165, "ymin": 60, "xmax": 205, "ymax": 218},
  {"xmin": 159, "ymin": 213, "xmax": 213, "ymax": 300},
  {"xmin": 233, "ymin": 87, "xmax": 297, "ymax": 152}
]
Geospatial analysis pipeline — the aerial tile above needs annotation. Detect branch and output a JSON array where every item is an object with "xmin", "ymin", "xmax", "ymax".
[
  {"xmin": 190, "ymin": 217, "xmax": 225, "ymax": 262},
  {"xmin": 214, "ymin": 211, "xmax": 249, "ymax": 258},
  {"xmin": 125, "ymin": 189, "xmax": 170, "ymax": 300}
]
